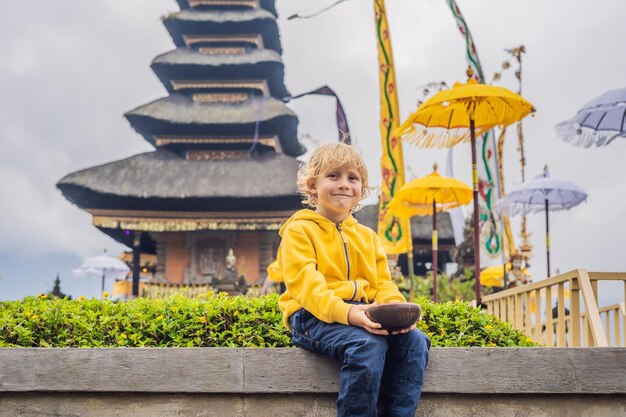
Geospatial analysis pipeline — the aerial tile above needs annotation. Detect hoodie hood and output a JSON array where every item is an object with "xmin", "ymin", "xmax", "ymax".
[{"xmin": 279, "ymin": 209, "xmax": 358, "ymax": 236}]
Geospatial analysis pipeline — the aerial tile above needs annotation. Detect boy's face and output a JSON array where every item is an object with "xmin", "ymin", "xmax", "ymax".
[{"xmin": 309, "ymin": 165, "xmax": 363, "ymax": 223}]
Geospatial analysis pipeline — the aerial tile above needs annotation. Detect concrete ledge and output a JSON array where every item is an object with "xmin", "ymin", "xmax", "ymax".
[
  {"xmin": 1, "ymin": 348, "xmax": 625, "ymax": 416},
  {"xmin": 2, "ymin": 348, "xmax": 626, "ymax": 393}
]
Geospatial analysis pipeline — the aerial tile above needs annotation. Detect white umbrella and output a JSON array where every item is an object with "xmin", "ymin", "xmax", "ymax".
[
  {"xmin": 73, "ymin": 253, "xmax": 130, "ymax": 296},
  {"xmin": 555, "ymin": 87, "xmax": 626, "ymax": 147},
  {"xmin": 498, "ymin": 166, "xmax": 587, "ymax": 277}
]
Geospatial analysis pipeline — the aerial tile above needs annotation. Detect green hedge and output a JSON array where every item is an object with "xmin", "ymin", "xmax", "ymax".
[
  {"xmin": 0, "ymin": 293, "xmax": 537, "ymax": 348},
  {"xmin": 414, "ymin": 296, "xmax": 536, "ymax": 347}
]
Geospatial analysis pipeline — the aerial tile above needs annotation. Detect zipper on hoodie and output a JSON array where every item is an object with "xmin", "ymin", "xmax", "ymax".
[{"xmin": 336, "ymin": 224, "xmax": 358, "ymax": 301}]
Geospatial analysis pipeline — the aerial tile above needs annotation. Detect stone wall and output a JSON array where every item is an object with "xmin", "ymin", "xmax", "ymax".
[{"xmin": 1, "ymin": 348, "xmax": 625, "ymax": 417}]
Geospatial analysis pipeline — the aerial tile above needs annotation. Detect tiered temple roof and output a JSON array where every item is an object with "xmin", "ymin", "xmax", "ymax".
[
  {"xmin": 163, "ymin": 9, "xmax": 282, "ymax": 53},
  {"xmin": 57, "ymin": 0, "xmax": 304, "ymax": 253},
  {"xmin": 58, "ymin": 151, "xmax": 300, "ymax": 207},
  {"xmin": 151, "ymin": 48, "xmax": 289, "ymax": 98},
  {"xmin": 174, "ymin": 0, "xmax": 278, "ymax": 16},
  {"xmin": 124, "ymin": 94, "xmax": 302, "ymax": 155}
]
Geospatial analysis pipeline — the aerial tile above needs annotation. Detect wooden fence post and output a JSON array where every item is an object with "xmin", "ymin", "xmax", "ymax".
[{"xmin": 578, "ymin": 269, "xmax": 608, "ymax": 347}]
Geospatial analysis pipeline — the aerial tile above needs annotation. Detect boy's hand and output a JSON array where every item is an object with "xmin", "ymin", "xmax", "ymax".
[
  {"xmin": 389, "ymin": 324, "xmax": 416, "ymax": 335},
  {"xmin": 348, "ymin": 304, "xmax": 389, "ymax": 335}
]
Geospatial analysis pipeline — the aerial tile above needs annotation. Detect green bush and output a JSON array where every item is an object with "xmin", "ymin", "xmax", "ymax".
[
  {"xmin": 414, "ymin": 296, "xmax": 537, "ymax": 347},
  {"xmin": 0, "ymin": 293, "xmax": 290, "ymax": 348},
  {"xmin": 412, "ymin": 272, "xmax": 476, "ymax": 303},
  {"xmin": 0, "ymin": 293, "xmax": 537, "ymax": 348}
]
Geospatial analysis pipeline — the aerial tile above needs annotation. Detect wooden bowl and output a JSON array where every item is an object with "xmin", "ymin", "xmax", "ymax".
[{"xmin": 365, "ymin": 303, "xmax": 422, "ymax": 331}]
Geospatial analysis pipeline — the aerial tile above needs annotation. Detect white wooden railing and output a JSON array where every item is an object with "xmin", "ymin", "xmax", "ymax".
[{"xmin": 482, "ymin": 270, "xmax": 626, "ymax": 347}]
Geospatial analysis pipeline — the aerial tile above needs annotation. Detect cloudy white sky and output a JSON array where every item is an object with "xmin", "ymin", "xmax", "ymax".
[{"xmin": 0, "ymin": 0, "xmax": 624, "ymax": 301}]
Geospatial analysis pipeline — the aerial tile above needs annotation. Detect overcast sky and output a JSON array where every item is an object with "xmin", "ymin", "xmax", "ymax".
[{"xmin": 1, "ymin": 0, "xmax": 624, "ymax": 301}]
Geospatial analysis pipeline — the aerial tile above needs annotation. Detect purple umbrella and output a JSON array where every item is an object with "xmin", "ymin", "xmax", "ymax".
[
  {"xmin": 73, "ymin": 252, "xmax": 130, "ymax": 297},
  {"xmin": 555, "ymin": 87, "xmax": 626, "ymax": 147},
  {"xmin": 498, "ymin": 166, "xmax": 587, "ymax": 277}
]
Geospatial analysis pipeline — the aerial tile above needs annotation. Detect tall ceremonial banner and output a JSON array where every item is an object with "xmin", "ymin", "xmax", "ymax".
[
  {"xmin": 374, "ymin": 0, "xmax": 412, "ymax": 255},
  {"xmin": 496, "ymin": 128, "xmax": 516, "ymax": 257},
  {"xmin": 446, "ymin": 0, "xmax": 514, "ymax": 265}
]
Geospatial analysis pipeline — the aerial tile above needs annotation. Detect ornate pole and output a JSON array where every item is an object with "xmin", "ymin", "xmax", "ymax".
[
  {"xmin": 132, "ymin": 233, "xmax": 142, "ymax": 297},
  {"xmin": 543, "ymin": 165, "xmax": 551, "ymax": 278},
  {"xmin": 432, "ymin": 198, "xmax": 438, "ymax": 302},
  {"xmin": 545, "ymin": 198, "xmax": 551, "ymax": 277},
  {"xmin": 512, "ymin": 46, "xmax": 531, "ymax": 256},
  {"xmin": 493, "ymin": 45, "xmax": 532, "ymax": 284},
  {"xmin": 470, "ymin": 117, "xmax": 481, "ymax": 304}
]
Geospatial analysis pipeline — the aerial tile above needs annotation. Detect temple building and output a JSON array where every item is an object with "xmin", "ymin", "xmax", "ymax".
[{"xmin": 57, "ymin": 0, "xmax": 305, "ymax": 292}]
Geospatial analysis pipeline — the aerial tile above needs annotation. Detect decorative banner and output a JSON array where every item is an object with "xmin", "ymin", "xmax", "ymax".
[
  {"xmin": 478, "ymin": 130, "xmax": 504, "ymax": 264},
  {"xmin": 496, "ymin": 128, "xmax": 516, "ymax": 257},
  {"xmin": 374, "ymin": 0, "xmax": 412, "ymax": 255},
  {"xmin": 285, "ymin": 85, "xmax": 351, "ymax": 143},
  {"xmin": 446, "ymin": 0, "xmax": 510, "ymax": 266},
  {"xmin": 445, "ymin": 0, "xmax": 484, "ymax": 82}
]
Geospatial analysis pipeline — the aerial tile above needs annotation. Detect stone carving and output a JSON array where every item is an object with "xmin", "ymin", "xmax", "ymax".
[{"xmin": 211, "ymin": 248, "xmax": 248, "ymax": 295}]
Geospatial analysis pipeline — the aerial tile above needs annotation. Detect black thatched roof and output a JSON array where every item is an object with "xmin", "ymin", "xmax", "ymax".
[
  {"xmin": 57, "ymin": 150, "xmax": 302, "ymax": 211},
  {"xmin": 151, "ymin": 48, "xmax": 289, "ymax": 98},
  {"xmin": 163, "ymin": 9, "xmax": 281, "ymax": 53},
  {"xmin": 175, "ymin": 0, "xmax": 278, "ymax": 16},
  {"xmin": 354, "ymin": 204, "xmax": 456, "ymax": 244},
  {"xmin": 125, "ymin": 94, "xmax": 304, "ymax": 157}
]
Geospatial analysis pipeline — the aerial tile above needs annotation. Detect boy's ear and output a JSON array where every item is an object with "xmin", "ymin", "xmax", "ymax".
[{"xmin": 307, "ymin": 178, "xmax": 317, "ymax": 193}]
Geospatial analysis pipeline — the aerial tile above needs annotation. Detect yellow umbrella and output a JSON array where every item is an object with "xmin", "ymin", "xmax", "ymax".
[
  {"xmin": 389, "ymin": 164, "xmax": 472, "ymax": 302},
  {"xmin": 396, "ymin": 79, "xmax": 535, "ymax": 147},
  {"xmin": 395, "ymin": 78, "xmax": 534, "ymax": 304},
  {"xmin": 480, "ymin": 263, "xmax": 508, "ymax": 287}
]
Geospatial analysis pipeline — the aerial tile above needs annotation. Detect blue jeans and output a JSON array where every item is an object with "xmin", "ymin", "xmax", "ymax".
[{"xmin": 290, "ymin": 308, "xmax": 430, "ymax": 417}]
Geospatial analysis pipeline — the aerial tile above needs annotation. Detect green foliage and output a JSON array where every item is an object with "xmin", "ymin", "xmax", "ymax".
[
  {"xmin": 0, "ymin": 293, "xmax": 292, "ymax": 348},
  {"xmin": 413, "ymin": 272, "xmax": 476, "ymax": 303},
  {"xmin": 413, "ymin": 296, "xmax": 538, "ymax": 347},
  {"xmin": 0, "ymin": 293, "xmax": 537, "ymax": 348}
]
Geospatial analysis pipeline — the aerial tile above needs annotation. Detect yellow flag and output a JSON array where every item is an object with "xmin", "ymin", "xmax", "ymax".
[{"xmin": 374, "ymin": 0, "xmax": 412, "ymax": 254}]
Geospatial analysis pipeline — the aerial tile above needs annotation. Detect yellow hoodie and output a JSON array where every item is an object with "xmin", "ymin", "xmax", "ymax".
[{"xmin": 277, "ymin": 209, "xmax": 405, "ymax": 329}]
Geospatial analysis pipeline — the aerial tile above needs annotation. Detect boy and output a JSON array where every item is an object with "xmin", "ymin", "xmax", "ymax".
[{"xmin": 277, "ymin": 142, "xmax": 430, "ymax": 417}]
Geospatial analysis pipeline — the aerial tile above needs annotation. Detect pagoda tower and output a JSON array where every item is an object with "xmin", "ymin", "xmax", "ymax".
[{"xmin": 57, "ymin": 0, "xmax": 305, "ymax": 292}]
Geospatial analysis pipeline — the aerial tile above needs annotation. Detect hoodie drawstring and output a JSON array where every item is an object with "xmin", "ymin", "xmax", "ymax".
[{"xmin": 336, "ymin": 224, "xmax": 358, "ymax": 301}]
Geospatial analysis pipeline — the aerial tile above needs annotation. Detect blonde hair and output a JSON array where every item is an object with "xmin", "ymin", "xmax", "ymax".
[{"xmin": 297, "ymin": 142, "xmax": 370, "ymax": 209}]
